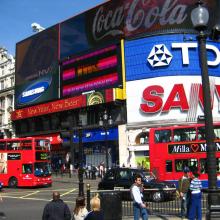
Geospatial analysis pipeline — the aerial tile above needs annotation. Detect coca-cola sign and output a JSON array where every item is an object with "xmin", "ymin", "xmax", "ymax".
[{"xmin": 60, "ymin": 0, "xmax": 218, "ymax": 59}]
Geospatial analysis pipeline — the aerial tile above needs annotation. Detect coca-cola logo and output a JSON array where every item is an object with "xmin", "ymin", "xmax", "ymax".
[{"xmin": 92, "ymin": 0, "xmax": 188, "ymax": 41}]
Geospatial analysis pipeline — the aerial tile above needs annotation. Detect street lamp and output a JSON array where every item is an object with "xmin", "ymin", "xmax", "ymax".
[
  {"xmin": 99, "ymin": 110, "xmax": 113, "ymax": 170},
  {"xmin": 191, "ymin": 0, "xmax": 220, "ymax": 218},
  {"xmin": 78, "ymin": 120, "xmax": 84, "ymax": 196}
]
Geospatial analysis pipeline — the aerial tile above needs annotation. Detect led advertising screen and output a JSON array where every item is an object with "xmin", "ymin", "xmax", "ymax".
[
  {"xmin": 60, "ymin": 0, "xmax": 219, "ymax": 59},
  {"xmin": 60, "ymin": 44, "xmax": 122, "ymax": 98},
  {"xmin": 124, "ymin": 34, "xmax": 220, "ymax": 82},
  {"xmin": 15, "ymin": 25, "xmax": 59, "ymax": 109},
  {"xmin": 125, "ymin": 34, "xmax": 220, "ymax": 124}
]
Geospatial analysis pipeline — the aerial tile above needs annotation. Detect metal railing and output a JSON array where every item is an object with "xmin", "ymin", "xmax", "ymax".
[{"xmin": 87, "ymin": 187, "xmax": 208, "ymax": 217}]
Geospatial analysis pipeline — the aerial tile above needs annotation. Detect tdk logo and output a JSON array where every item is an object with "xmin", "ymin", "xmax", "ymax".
[
  {"xmin": 147, "ymin": 44, "xmax": 172, "ymax": 67},
  {"xmin": 147, "ymin": 42, "xmax": 220, "ymax": 68}
]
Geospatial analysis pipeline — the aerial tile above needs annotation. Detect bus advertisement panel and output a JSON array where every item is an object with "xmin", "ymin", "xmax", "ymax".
[
  {"xmin": 149, "ymin": 124, "xmax": 220, "ymax": 188},
  {"xmin": 0, "ymin": 137, "xmax": 52, "ymax": 187}
]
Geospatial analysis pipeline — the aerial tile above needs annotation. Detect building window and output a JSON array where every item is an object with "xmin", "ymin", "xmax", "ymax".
[
  {"xmin": 0, "ymin": 99, "xmax": 5, "ymax": 109},
  {"xmin": 10, "ymin": 77, "xmax": 14, "ymax": 87},
  {"xmin": 7, "ymin": 96, "xmax": 13, "ymax": 107},
  {"xmin": 0, "ymin": 80, "xmax": 4, "ymax": 90}
]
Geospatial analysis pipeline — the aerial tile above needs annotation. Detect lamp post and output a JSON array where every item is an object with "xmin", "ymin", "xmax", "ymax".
[
  {"xmin": 78, "ymin": 120, "xmax": 84, "ymax": 196},
  {"xmin": 191, "ymin": 0, "xmax": 220, "ymax": 218},
  {"xmin": 99, "ymin": 110, "xmax": 113, "ymax": 170}
]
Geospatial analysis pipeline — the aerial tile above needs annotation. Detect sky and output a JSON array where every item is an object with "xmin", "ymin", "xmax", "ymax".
[{"xmin": 0, "ymin": 0, "xmax": 106, "ymax": 56}]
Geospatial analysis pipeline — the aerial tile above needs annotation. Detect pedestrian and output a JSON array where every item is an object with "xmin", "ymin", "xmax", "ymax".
[
  {"xmin": 130, "ymin": 174, "xmax": 148, "ymax": 220},
  {"xmin": 84, "ymin": 194, "xmax": 104, "ymax": 220},
  {"xmin": 42, "ymin": 191, "xmax": 71, "ymax": 220},
  {"xmin": 72, "ymin": 196, "xmax": 88, "ymax": 220},
  {"xmin": 188, "ymin": 172, "xmax": 202, "ymax": 220},
  {"xmin": 178, "ymin": 167, "xmax": 191, "ymax": 218}
]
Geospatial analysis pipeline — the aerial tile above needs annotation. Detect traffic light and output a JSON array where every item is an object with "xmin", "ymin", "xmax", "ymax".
[{"xmin": 60, "ymin": 121, "xmax": 73, "ymax": 149}]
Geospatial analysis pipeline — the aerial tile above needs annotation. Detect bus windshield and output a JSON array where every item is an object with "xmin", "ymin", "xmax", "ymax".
[{"xmin": 34, "ymin": 162, "xmax": 51, "ymax": 177}]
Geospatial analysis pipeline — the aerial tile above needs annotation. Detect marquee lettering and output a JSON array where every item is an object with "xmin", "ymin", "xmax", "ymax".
[
  {"xmin": 169, "ymin": 142, "xmax": 220, "ymax": 154},
  {"xmin": 140, "ymin": 83, "xmax": 218, "ymax": 114},
  {"xmin": 92, "ymin": 0, "xmax": 188, "ymax": 40}
]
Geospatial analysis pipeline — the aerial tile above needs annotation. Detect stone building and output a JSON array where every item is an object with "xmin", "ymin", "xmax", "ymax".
[{"xmin": 0, "ymin": 47, "xmax": 15, "ymax": 138}]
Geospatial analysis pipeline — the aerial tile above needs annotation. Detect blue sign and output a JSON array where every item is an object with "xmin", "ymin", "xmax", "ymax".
[
  {"xmin": 125, "ymin": 34, "xmax": 220, "ymax": 81},
  {"xmin": 16, "ymin": 76, "xmax": 52, "ymax": 106},
  {"xmin": 73, "ymin": 127, "xmax": 118, "ymax": 143}
]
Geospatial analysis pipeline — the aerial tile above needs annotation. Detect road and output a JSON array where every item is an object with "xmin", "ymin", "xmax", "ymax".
[
  {"xmin": 0, "ymin": 173, "xmax": 99, "ymax": 220},
  {"xmin": 0, "ymin": 174, "xmax": 205, "ymax": 220}
]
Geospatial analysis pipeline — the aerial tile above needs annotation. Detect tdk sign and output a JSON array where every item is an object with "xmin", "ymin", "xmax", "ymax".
[
  {"xmin": 147, "ymin": 44, "xmax": 173, "ymax": 67},
  {"xmin": 148, "ymin": 43, "xmax": 220, "ymax": 68},
  {"xmin": 125, "ymin": 34, "xmax": 220, "ymax": 81}
]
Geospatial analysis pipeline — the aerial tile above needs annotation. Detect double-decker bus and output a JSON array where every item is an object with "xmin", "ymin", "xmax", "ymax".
[
  {"xmin": 0, "ymin": 137, "xmax": 52, "ymax": 187},
  {"xmin": 149, "ymin": 123, "xmax": 220, "ymax": 188}
]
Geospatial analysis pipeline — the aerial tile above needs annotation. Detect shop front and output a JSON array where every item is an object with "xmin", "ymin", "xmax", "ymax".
[{"xmin": 73, "ymin": 127, "xmax": 119, "ymax": 168}]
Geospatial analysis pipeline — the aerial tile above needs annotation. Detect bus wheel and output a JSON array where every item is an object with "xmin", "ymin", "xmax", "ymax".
[
  {"xmin": 152, "ymin": 191, "xmax": 164, "ymax": 202},
  {"xmin": 8, "ymin": 177, "xmax": 18, "ymax": 188}
]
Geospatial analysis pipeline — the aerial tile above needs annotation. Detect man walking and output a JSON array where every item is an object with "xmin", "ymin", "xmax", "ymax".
[
  {"xmin": 178, "ymin": 167, "xmax": 191, "ymax": 218},
  {"xmin": 42, "ymin": 191, "xmax": 71, "ymax": 220},
  {"xmin": 131, "ymin": 174, "xmax": 148, "ymax": 220}
]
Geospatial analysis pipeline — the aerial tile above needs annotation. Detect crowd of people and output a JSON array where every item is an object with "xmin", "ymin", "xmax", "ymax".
[
  {"xmin": 42, "ymin": 192, "xmax": 104, "ymax": 220},
  {"xmin": 42, "ymin": 163, "xmax": 203, "ymax": 220}
]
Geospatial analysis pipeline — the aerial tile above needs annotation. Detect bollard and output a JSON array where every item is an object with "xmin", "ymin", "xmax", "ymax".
[{"xmin": 86, "ymin": 184, "xmax": 91, "ymax": 211}]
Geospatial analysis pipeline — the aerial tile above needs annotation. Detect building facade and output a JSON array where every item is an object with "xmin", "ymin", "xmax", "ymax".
[
  {"xmin": 11, "ymin": 0, "xmax": 220, "ymax": 168},
  {"xmin": 0, "ymin": 47, "xmax": 15, "ymax": 138}
]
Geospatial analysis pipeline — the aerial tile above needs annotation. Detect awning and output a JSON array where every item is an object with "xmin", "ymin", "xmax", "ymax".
[{"xmin": 73, "ymin": 127, "xmax": 118, "ymax": 143}]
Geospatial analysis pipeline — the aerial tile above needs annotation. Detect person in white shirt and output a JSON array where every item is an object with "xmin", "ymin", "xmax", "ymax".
[
  {"xmin": 73, "ymin": 196, "xmax": 88, "ymax": 220},
  {"xmin": 131, "ymin": 174, "xmax": 148, "ymax": 220}
]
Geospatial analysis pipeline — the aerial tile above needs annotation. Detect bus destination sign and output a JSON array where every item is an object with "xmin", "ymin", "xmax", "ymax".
[
  {"xmin": 35, "ymin": 152, "xmax": 50, "ymax": 160},
  {"xmin": 168, "ymin": 142, "xmax": 220, "ymax": 154}
]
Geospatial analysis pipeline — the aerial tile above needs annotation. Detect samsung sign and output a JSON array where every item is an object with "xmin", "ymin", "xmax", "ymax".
[
  {"xmin": 125, "ymin": 34, "xmax": 220, "ymax": 81},
  {"xmin": 16, "ymin": 76, "xmax": 52, "ymax": 107}
]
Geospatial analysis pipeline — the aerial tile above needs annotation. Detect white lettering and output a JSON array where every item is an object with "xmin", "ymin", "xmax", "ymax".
[
  {"xmin": 172, "ymin": 43, "xmax": 197, "ymax": 65},
  {"xmin": 206, "ymin": 45, "xmax": 220, "ymax": 66},
  {"xmin": 22, "ymin": 86, "xmax": 45, "ymax": 98}
]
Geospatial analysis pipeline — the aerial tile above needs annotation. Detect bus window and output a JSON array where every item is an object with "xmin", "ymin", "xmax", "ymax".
[
  {"xmin": 214, "ymin": 125, "xmax": 220, "ymax": 139},
  {"xmin": 35, "ymin": 140, "xmax": 50, "ymax": 150},
  {"xmin": 21, "ymin": 140, "xmax": 32, "ymax": 150},
  {"xmin": 22, "ymin": 164, "xmax": 33, "ymax": 174},
  {"xmin": 198, "ymin": 127, "xmax": 205, "ymax": 140},
  {"xmin": 189, "ymin": 159, "xmax": 198, "ymax": 172},
  {"xmin": 217, "ymin": 158, "xmax": 220, "ymax": 173},
  {"xmin": 34, "ymin": 162, "xmax": 51, "ymax": 177},
  {"xmin": 200, "ymin": 158, "xmax": 220, "ymax": 173},
  {"xmin": 11, "ymin": 141, "xmax": 20, "ymax": 150},
  {"xmin": 175, "ymin": 159, "xmax": 189, "ymax": 172},
  {"xmin": 0, "ymin": 142, "xmax": 6, "ymax": 150},
  {"xmin": 166, "ymin": 160, "xmax": 172, "ymax": 172},
  {"xmin": 200, "ymin": 159, "xmax": 207, "ymax": 174},
  {"xmin": 173, "ymin": 128, "xmax": 196, "ymax": 142},
  {"xmin": 154, "ymin": 129, "xmax": 171, "ymax": 143}
]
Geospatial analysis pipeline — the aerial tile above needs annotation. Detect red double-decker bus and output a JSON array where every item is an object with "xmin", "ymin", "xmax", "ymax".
[
  {"xmin": 149, "ymin": 123, "xmax": 220, "ymax": 188},
  {"xmin": 0, "ymin": 137, "xmax": 52, "ymax": 187}
]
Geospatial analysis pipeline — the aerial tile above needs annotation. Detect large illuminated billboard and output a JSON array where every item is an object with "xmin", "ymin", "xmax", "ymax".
[
  {"xmin": 15, "ymin": 25, "xmax": 59, "ymax": 109},
  {"xmin": 60, "ymin": 44, "xmax": 122, "ymax": 98},
  {"xmin": 125, "ymin": 34, "xmax": 220, "ymax": 124},
  {"xmin": 60, "ymin": 0, "xmax": 219, "ymax": 59}
]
